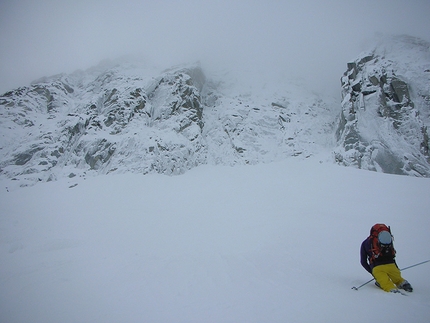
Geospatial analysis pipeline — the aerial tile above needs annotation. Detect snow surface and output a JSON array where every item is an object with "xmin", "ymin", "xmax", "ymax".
[{"xmin": 1, "ymin": 156, "xmax": 430, "ymax": 323}]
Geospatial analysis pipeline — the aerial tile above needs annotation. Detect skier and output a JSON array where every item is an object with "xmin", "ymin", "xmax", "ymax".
[{"xmin": 360, "ymin": 224, "xmax": 413, "ymax": 293}]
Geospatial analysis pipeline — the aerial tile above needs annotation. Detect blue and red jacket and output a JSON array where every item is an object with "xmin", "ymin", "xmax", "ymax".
[{"xmin": 360, "ymin": 237, "xmax": 396, "ymax": 274}]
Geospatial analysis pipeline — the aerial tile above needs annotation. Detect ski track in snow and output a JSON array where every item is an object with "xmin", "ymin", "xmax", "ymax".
[{"xmin": 1, "ymin": 157, "xmax": 430, "ymax": 322}]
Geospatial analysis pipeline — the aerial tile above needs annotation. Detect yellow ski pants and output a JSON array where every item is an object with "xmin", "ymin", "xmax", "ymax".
[{"xmin": 372, "ymin": 263, "xmax": 405, "ymax": 292}]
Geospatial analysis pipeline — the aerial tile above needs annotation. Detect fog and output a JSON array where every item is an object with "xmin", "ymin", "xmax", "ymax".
[{"xmin": 1, "ymin": 0, "xmax": 429, "ymax": 97}]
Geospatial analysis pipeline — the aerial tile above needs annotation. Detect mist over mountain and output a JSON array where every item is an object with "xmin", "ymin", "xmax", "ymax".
[{"xmin": 1, "ymin": 35, "xmax": 429, "ymax": 189}]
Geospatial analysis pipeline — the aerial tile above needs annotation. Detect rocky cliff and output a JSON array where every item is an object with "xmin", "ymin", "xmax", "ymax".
[
  {"xmin": 1, "ymin": 35, "xmax": 429, "ymax": 189},
  {"xmin": 0, "ymin": 60, "xmax": 336, "ymax": 189},
  {"xmin": 335, "ymin": 35, "xmax": 430, "ymax": 176}
]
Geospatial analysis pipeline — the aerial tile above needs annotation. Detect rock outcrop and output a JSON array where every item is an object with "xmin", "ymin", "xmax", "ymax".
[
  {"xmin": 0, "ymin": 61, "xmax": 336, "ymax": 188},
  {"xmin": 335, "ymin": 35, "xmax": 430, "ymax": 176},
  {"xmin": 1, "ymin": 35, "xmax": 429, "ymax": 189}
]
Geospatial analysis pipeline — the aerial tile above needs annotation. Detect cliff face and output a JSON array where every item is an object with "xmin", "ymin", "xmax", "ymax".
[
  {"xmin": 1, "ymin": 35, "xmax": 429, "ymax": 189},
  {"xmin": 0, "ymin": 63, "xmax": 206, "ymax": 186},
  {"xmin": 0, "ymin": 61, "xmax": 336, "ymax": 189},
  {"xmin": 335, "ymin": 35, "xmax": 430, "ymax": 176}
]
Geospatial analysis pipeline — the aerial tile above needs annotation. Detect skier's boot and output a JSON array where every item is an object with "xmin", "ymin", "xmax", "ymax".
[{"xmin": 398, "ymin": 280, "xmax": 413, "ymax": 292}]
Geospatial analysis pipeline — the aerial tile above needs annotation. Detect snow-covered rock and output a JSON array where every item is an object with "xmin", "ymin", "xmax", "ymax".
[
  {"xmin": 0, "ymin": 61, "xmax": 337, "ymax": 188},
  {"xmin": 1, "ymin": 34, "xmax": 430, "ymax": 188},
  {"xmin": 335, "ymin": 35, "xmax": 430, "ymax": 176}
]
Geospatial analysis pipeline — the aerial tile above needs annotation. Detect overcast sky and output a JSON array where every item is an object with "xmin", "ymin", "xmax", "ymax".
[{"xmin": 1, "ymin": 0, "xmax": 429, "ymax": 97}]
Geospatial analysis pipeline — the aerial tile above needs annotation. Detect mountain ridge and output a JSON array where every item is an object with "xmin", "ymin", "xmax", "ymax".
[{"xmin": 1, "ymin": 35, "xmax": 429, "ymax": 189}]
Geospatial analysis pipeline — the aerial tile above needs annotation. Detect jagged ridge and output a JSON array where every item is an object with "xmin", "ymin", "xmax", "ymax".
[
  {"xmin": 1, "ymin": 35, "xmax": 429, "ymax": 188},
  {"xmin": 0, "ymin": 61, "xmax": 336, "ymax": 188}
]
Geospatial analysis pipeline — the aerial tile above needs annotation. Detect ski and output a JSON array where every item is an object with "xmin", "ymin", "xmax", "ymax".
[{"xmin": 392, "ymin": 290, "xmax": 408, "ymax": 296}]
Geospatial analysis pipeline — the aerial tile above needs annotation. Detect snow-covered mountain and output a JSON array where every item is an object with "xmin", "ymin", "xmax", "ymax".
[
  {"xmin": 0, "ymin": 61, "xmax": 337, "ymax": 189},
  {"xmin": 335, "ymin": 35, "xmax": 430, "ymax": 176},
  {"xmin": 1, "ymin": 35, "xmax": 429, "ymax": 188}
]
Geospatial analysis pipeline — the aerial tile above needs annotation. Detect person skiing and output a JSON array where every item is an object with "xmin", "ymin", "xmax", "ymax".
[{"xmin": 360, "ymin": 223, "xmax": 413, "ymax": 293}]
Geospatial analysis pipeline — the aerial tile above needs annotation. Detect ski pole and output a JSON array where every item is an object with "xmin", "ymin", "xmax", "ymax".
[
  {"xmin": 352, "ymin": 259, "xmax": 430, "ymax": 290},
  {"xmin": 351, "ymin": 277, "xmax": 374, "ymax": 290},
  {"xmin": 399, "ymin": 259, "xmax": 430, "ymax": 271}
]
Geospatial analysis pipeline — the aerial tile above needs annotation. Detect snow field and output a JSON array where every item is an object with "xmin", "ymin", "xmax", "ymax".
[{"xmin": 1, "ymin": 157, "xmax": 430, "ymax": 322}]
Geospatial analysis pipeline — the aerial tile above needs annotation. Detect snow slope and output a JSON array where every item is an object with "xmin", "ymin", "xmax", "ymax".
[{"xmin": 1, "ymin": 156, "xmax": 429, "ymax": 323}]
